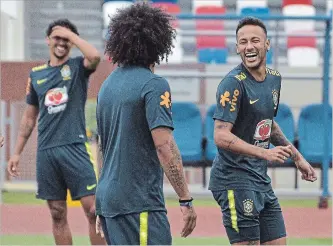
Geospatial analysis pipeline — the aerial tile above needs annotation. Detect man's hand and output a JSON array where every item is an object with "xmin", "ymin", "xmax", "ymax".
[
  {"xmin": 0, "ymin": 135, "xmax": 4, "ymax": 147},
  {"xmin": 263, "ymin": 145, "xmax": 293, "ymax": 164},
  {"xmin": 295, "ymin": 159, "xmax": 317, "ymax": 182},
  {"xmin": 180, "ymin": 206, "xmax": 197, "ymax": 237},
  {"xmin": 51, "ymin": 26, "xmax": 76, "ymax": 42},
  {"xmin": 95, "ymin": 215, "xmax": 104, "ymax": 238},
  {"xmin": 7, "ymin": 154, "xmax": 20, "ymax": 177}
]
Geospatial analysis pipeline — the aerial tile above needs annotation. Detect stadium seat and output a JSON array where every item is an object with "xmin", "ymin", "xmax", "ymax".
[
  {"xmin": 236, "ymin": 0, "xmax": 267, "ymax": 14},
  {"xmin": 192, "ymin": 0, "xmax": 224, "ymax": 13},
  {"xmin": 240, "ymin": 7, "xmax": 270, "ymax": 16},
  {"xmin": 151, "ymin": 0, "xmax": 178, "ymax": 3},
  {"xmin": 271, "ymin": 103, "xmax": 295, "ymax": 149},
  {"xmin": 172, "ymin": 102, "xmax": 204, "ymax": 163},
  {"xmin": 297, "ymin": 104, "xmax": 332, "ymax": 164},
  {"xmin": 287, "ymin": 47, "xmax": 319, "ymax": 67},
  {"xmin": 287, "ymin": 34, "xmax": 319, "ymax": 67},
  {"xmin": 282, "ymin": 0, "xmax": 312, "ymax": 6},
  {"xmin": 204, "ymin": 104, "xmax": 217, "ymax": 161},
  {"xmin": 282, "ymin": 4, "xmax": 315, "ymax": 34},
  {"xmin": 151, "ymin": 2, "xmax": 180, "ymax": 28},
  {"xmin": 102, "ymin": 1, "xmax": 133, "ymax": 28},
  {"xmin": 198, "ymin": 48, "xmax": 228, "ymax": 64}
]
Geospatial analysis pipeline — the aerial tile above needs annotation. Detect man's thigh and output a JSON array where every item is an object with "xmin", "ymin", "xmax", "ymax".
[
  {"xmin": 101, "ymin": 211, "xmax": 172, "ymax": 245},
  {"xmin": 36, "ymin": 149, "xmax": 67, "ymax": 200},
  {"xmin": 56, "ymin": 143, "xmax": 97, "ymax": 200},
  {"xmin": 259, "ymin": 189, "xmax": 287, "ymax": 244},
  {"xmin": 212, "ymin": 189, "xmax": 264, "ymax": 244}
]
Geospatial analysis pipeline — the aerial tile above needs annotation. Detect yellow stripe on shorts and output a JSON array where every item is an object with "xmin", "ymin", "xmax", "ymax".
[
  {"xmin": 85, "ymin": 142, "xmax": 98, "ymax": 179},
  {"xmin": 140, "ymin": 211, "xmax": 148, "ymax": 246},
  {"xmin": 227, "ymin": 190, "xmax": 239, "ymax": 233}
]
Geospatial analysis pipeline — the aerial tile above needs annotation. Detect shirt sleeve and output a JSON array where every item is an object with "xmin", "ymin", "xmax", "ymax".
[
  {"xmin": 213, "ymin": 76, "xmax": 242, "ymax": 124},
  {"xmin": 274, "ymin": 78, "xmax": 282, "ymax": 117},
  {"xmin": 142, "ymin": 77, "xmax": 174, "ymax": 131},
  {"xmin": 75, "ymin": 56, "xmax": 96, "ymax": 78},
  {"xmin": 25, "ymin": 74, "xmax": 39, "ymax": 106}
]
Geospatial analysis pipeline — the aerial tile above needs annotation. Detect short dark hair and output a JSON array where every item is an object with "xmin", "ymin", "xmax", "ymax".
[
  {"xmin": 236, "ymin": 17, "xmax": 267, "ymax": 37},
  {"xmin": 105, "ymin": 2, "xmax": 176, "ymax": 67},
  {"xmin": 46, "ymin": 19, "xmax": 79, "ymax": 37}
]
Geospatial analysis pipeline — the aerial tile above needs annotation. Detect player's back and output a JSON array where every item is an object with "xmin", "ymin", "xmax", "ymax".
[{"xmin": 96, "ymin": 66, "xmax": 168, "ymax": 217}]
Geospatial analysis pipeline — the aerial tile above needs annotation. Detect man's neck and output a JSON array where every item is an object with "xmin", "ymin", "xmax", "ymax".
[
  {"xmin": 49, "ymin": 56, "xmax": 69, "ymax": 67},
  {"xmin": 244, "ymin": 64, "xmax": 266, "ymax": 82}
]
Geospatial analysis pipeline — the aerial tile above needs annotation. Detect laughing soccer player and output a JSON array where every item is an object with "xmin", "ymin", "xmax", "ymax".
[{"xmin": 209, "ymin": 17, "xmax": 317, "ymax": 245}]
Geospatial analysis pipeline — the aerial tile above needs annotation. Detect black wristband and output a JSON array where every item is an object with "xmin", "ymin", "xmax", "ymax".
[{"xmin": 179, "ymin": 197, "xmax": 193, "ymax": 203}]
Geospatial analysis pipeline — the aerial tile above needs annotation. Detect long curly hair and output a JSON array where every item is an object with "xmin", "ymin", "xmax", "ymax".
[{"xmin": 105, "ymin": 2, "xmax": 176, "ymax": 67}]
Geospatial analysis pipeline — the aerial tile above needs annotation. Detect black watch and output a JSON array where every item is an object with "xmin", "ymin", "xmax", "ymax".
[{"xmin": 179, "ymin": 197, "xmax": 193, "ymax": 207}]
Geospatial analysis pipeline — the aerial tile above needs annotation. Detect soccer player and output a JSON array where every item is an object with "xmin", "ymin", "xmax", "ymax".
[
  {"xmin": 209, "ymin": 17, "xmax": 317, "ymax": 245},
  {"xmin": 95, "ymin": 3, "xmax": 197, "ymax": 245},
  {"xmin": 7, "ymin": 19, "xmax": 105, "ymax": 245}
]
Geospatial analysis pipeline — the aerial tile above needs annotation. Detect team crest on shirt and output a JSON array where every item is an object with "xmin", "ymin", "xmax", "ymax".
[
  {"xmin": 243, "ymin": 199, "xmax": 254, "ymax": 216},
  {"xmin": 45, "ymin": 86, "xmax": 69, "ymax": 114},
  {"xmin": 60, "ymin": 65, "xmax": 71, "ymax": 81},
  {"xmin": 272, "ymin": 90, "xmax": 279, "ymax": 110},
  {"xmin": 253, "ymin": 119, "xmax": 272, "ymax": 148},
  {"xmin": 160, "ymin": 91, "xmax": 172, "ymax": 109}
]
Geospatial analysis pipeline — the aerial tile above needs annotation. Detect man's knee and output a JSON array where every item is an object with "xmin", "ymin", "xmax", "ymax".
[{"xmin": 48, "ymin": 201, "xmax": 67, "ymax": 224}]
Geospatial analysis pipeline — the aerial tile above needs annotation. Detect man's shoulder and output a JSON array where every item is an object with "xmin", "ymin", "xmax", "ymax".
[{"xmin": 223, "ymin": 64, "xmax": 246, "ymax": 82}]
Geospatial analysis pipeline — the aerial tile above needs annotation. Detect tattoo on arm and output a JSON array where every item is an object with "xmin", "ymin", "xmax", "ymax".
[
  {"xmin": 270, "ymin": 122, "xmax": 300, "ymax": 161},
  {"xmin": 156, "ymin": 139, "xmax": 188, "ymax": 196},
  {"xmin": 227, "ymin": 136, "xmax": 239, "ymax": 150},
  {"xmin": 215, "ymin": 123, "xmax": 229, "ymax": 130}
]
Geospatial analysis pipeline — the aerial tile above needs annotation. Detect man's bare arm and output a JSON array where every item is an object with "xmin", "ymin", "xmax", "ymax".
[
  {"xmin": 151, "ymin": 127, "xmax": 191, "ymax": 200},
  {"xmin": 13, "ymin": 105, "xmax": 39, "ymax": 155},
  {"xmin": 214, "ymin": 120, "xmax": 293, "ymax": 163},
  {"xmin": 270, "ymin": 121, "xmax": 302, "ymax": 162},
  {"xmin": 214, "ymin": 120, "xmax": 266, "ymax": 159}
]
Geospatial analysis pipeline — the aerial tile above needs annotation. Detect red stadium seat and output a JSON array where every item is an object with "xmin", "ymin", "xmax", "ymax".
[
  {"xmin": 283, "ymin": 0, "xmax": 312, "ymax": 7},
  {"xmin": 151, "ymin": 3, "xmax": 180, "ymax": 27},
  {"xmin": 195, "ymin": 6, "xmax": 226, "ymax": 49},
  {"xmin": 287, "ymin": 34, "xmax": 316, "ymax": 48}
]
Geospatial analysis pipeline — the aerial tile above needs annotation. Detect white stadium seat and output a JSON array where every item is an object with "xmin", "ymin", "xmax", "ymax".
[
  {"xmin": 282, "ymin": 4, "xmax": 316, "ymax": 34},
  {"xmin": 103, "ymin": 1, "xmax": 133, "ymax": 28},
  {"xmin": 287, "ymin": 47, "xmax": 320, "ymax": 67},
  {"xmin": 161, "ymin": 28, "xmax": 183, "ymax": 64}
]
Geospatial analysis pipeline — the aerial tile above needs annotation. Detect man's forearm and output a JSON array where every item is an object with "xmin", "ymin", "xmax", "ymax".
[
  {"xmin": 156, "ymin": 139, "xmax": 191, "ymax": 200},
  {"xmin": 270, "ymin": 121, "xmax": 302, "ymax": 162},
  {"xmin": 14, "ymin": 118, "xmax": 35, "ymax": 155},
  {"xmin": 70, "ymin": 35, "xmax": 100, "ymax": 67},
  {"xmin": 214, "ymin": 124, "xmax": 266, "ymax": 160}
]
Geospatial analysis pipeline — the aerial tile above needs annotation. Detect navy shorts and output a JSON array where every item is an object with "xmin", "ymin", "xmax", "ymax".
[
  {"xmin": 100, "ymin": 211, "xmax": 172, "ymax": 245},
  {"xmin": 212, "ymin": 188, "xmax": 286, "ymax": 244},
  {"xmin": 36, "ymin": 143, "xmax": 97, "ymax": 201}
]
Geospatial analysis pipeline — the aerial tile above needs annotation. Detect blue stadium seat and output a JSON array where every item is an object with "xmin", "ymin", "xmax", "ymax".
[
  {"xmin": 240, "ymin": 7, "xmax": 270, "ymax": 16},
  {"xmin": 198, "ymin": 48, "xmax": 228, "ymax": 64},
  {"xmin": 172, "ymin": 102, "xmax": 203, "ymax": 163},
  {"xmin": 204, "ymin": 104, "xmax": 217, "ymax": 161},
  {"xmin": 267, "ymin": 48, "xmax": 273, "ymax": 64},
  {"xmin": 270, "ymin": 104, "xmax": 295, "ymax": 165},
  {"xmin": 297, "ymin": 103, "xmax": 332, "ymax": 164},
  {"xmin": 273, "ymin": 103, "xmax": 295, "ymax": 145}
]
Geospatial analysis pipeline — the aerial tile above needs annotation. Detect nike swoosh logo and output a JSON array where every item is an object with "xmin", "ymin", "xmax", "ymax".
[
  {"xmin": 250, "ymin": 99, "xmax": 259, "ymax": 104},
  {"xmin": 86, "ymin": 184, "xmax": 97, "ymax": 190},
  {"xmin": 37, "ymin": 78, "xmax": 47, "ymax": 85}
]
